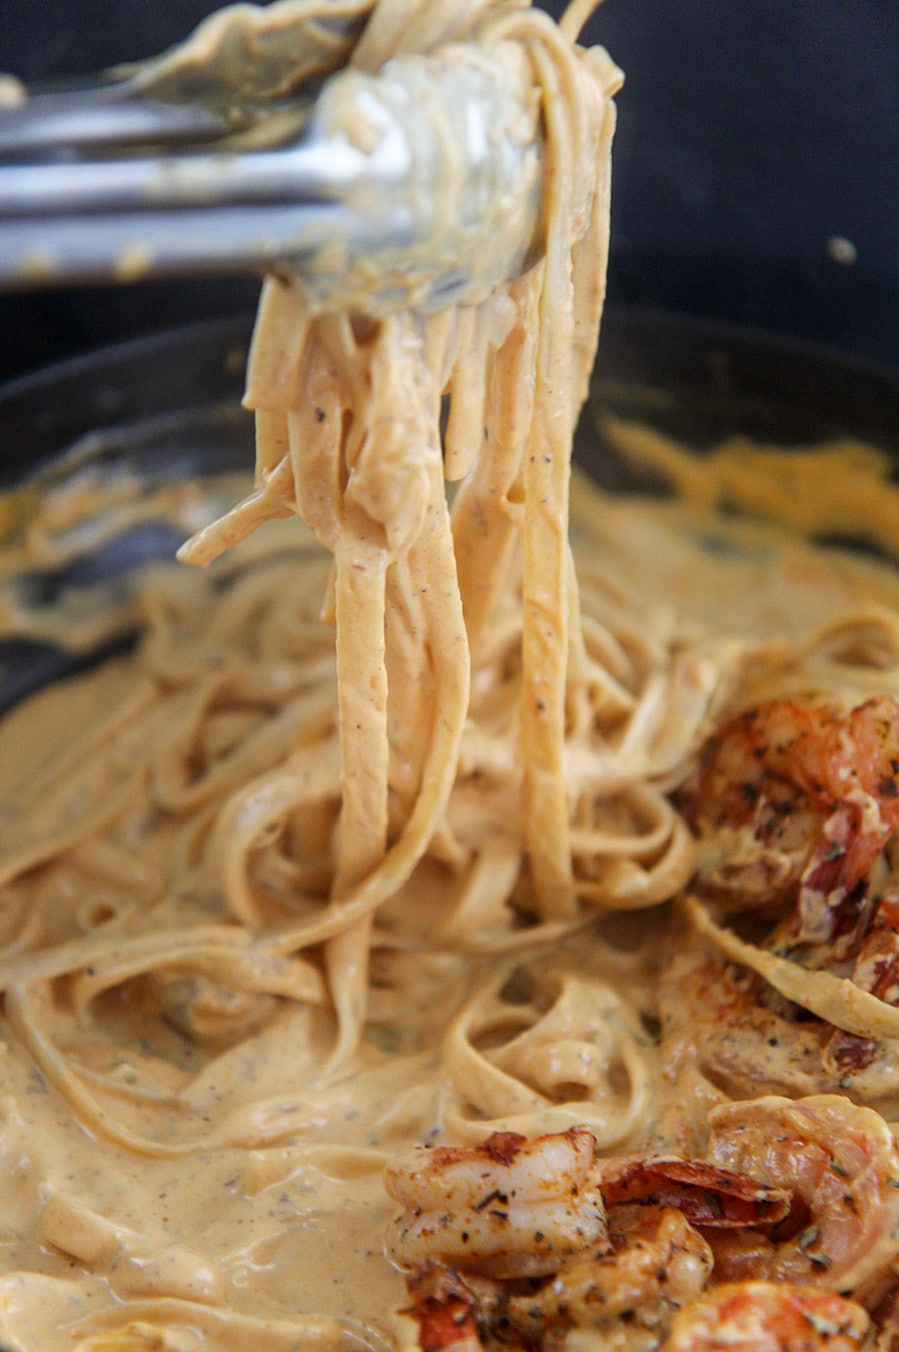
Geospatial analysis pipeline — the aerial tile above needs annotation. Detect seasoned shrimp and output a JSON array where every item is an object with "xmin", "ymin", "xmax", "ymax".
[
  {"xmin": 870, "ymin": 1288, "xmax": 899, "ymax": 1352},
  {"xmin": 559, "ymin": 1154, "xmax": 784, "ymax": 1350},
  {"xmin": 597, "ymin": 1155, "xmax": 790, "ymax": 1228},
  {"xmin": 392, "ymin": 1131, "xmax": 807, "ymax": 1352},
  {"xmin": 658, "ymin": 932, "xmax": 899, "ymax": 1115},
  {"xmin": 658, "ymin": 944, "xmax": 836, "ymax": 1102},
  {"xmin": 404, "ymin": 1263, "xmax": 488, "ymax": 1352},
  {"xmin": 506, "ymin": 1206, "xmax": 713, "ymax": 1352},
  {"xmin": 401, "ymin": 1209, "xmax": 713, "ymax": 1352},
  {"xmin": 824, "ymin": 895, "xmax": 899, "ymax": 1074},
  {"xmin": 704, "ymin": 1095, "xmax": 899, "ymax": 1300},
  {"xmin": 664, "ymin": 1281, "xmax": 871, "ymax": 1352},
  {"xmin": 680, "ymin": 696, "xmax": 899, "ymax": 944},
  {"xmin": 385, "ymin": 1128, "xmax": 607, "ymax": 1278}
]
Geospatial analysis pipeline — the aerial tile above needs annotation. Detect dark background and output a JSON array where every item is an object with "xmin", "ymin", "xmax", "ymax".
[{"xmin": 0, "ymin": 0, "xmax": 897, "ymax": 382}]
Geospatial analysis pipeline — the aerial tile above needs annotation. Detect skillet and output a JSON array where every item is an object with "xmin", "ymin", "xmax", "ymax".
[{"xmin": 1, "ymin": 304, "xmax": 897, "ymax": 714}]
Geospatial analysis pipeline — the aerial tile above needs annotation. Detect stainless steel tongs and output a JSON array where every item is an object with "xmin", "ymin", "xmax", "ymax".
[{"xmin": 0, "ymin": 30, "xmax": 544, "ymax": 315}]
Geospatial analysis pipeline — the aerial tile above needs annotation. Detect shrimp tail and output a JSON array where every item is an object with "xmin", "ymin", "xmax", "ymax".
[
  {"xmin": 598, "ymin": 1156, "xmax": 792, "ymax": 1228},
  {"xmin": 404, "ymin": 1263, "xmax": 488, "ymax": 1352}
]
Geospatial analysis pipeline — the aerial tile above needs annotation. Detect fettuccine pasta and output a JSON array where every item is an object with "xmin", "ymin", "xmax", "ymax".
[{"xmin": 4, "ymin": 1, "xmax": 899, "ymax": 1349}]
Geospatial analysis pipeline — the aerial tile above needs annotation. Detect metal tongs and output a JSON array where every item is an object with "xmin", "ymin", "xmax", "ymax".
[{"xmin": 0, "ymin": 22, "xmax": 543, "ymax": 315}]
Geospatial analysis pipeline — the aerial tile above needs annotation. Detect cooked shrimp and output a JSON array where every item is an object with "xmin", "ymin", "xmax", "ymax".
[
  {"xmin": 870, "ymin": 1288, "xmax": 899, "ymax": 1352},
  {"xmin": 680, "ymin": 696, "xmax": 899, "ymax": 944},
  {"xmin": 664, "ymin": 1281, "xmax": 871, "ymax": 1352},
  {"xmin": 402, "ymin": 1209, "xmax": 713, "ymax": 1352},
  {"xmin": 506, "ymin": 1206, "xmax": 713, "ymax": 1352},
  {"xmin": 658, "ymin": 934, "xmax": 899, "ymax": 1114},
  {"xmin": 391, "ymin": 1132, "xmax": 802, "ymax": 1352},
  {"xmin": 659, "ymin": 944, "xmax": 836, "ymax": 1101},
  {"xmin": 409, "ymin": 1298, "xmax": 483, "ymax": 1352},
  {"xmin": 824, "ymin": 895, "xmax": 899, "ymax": 1074},
  {"xmin": 403, "ymin": 1263, "xmax": 487, "ymax": 1352},
  {"xmin": 385, "ymin": 1128, "xmax": 607, "ymax": 1278},
  {"xmin": 597, "ymin": 1155, "xmax": 790, "ymax": 1228},
  {"xmin": 704, "ymin": 1095, "xmax": 899, "ymax": 1300}
]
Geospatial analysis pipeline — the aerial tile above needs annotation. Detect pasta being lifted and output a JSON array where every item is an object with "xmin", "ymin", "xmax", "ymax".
[
  {"xmin": 4, "ymin": 1, "xmax": 899, "ymax": 1350},
  {"xmin": 177, "ymin": 0, "xmax": 626, "ymax": 1061}
]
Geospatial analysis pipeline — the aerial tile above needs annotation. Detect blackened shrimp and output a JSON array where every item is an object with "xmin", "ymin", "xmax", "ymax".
[
  {"xmin": 680, "ymin": 696, "xmax": 899, "ymax": 944},
  {"xmin": 385, "ymin": 1128, "xmax": 606, "ymax": 1278},
  {"xmin": 665, "ymin": 1281, "xmax": 871, "ymax": 1352},
  {"xmin": 704, "ymin": 1094, "xmax": 899, "ymax": 1300}
]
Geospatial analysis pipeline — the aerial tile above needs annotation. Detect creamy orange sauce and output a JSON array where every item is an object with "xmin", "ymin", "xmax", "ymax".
[{"xmin": 2, "ymin": 451, "xmax": 899, "ymax": 1349}]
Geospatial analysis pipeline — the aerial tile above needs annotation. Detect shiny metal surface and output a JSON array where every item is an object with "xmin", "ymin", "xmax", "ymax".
[{"xmin": 0, "ymin": 52, "xmax": 542, "ymax": 314}]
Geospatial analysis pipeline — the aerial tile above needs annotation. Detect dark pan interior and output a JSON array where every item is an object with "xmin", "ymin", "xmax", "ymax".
[{"xmin": 3, "ymin": 304, "xmax": 898, "ymax": 483}]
